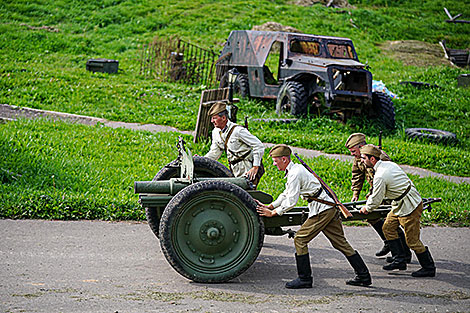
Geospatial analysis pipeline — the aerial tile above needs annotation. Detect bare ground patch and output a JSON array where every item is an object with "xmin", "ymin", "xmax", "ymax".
[{"xmin": 378, "ymin": 40, "xmax": 454, "ymax": 67}]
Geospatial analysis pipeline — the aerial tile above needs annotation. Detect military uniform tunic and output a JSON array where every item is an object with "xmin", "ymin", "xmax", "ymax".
[
  {"xmin": 271, "ymin": 162, "xmax": 332, "ymax": 217},
  {"xmin": 351, "ymin": 151, "xmax": 390, "ymax": 199},
  {"xmin": 363, "ymin": 160, "xmax": 421, "ymax": 217},
  {"xmin": 271, "ymin": 162, "xmax": 355, "ymax": 257},
  {"xmin": 205, "ymin": 120, "xmax": 265, "ymax": 178},
  {"xmin": 363, "ymin": 160, "xmax": 426, "ymax": 253}
]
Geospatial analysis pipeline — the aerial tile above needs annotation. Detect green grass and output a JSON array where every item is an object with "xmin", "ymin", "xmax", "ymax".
[
  {"xmin": 1, "ymin": 118, "xmax": 468, "ymax": 225},
  {"xmin": 0, "ymin": 118, "xmax": 179, "ymax": 220},
  {"xmin": 0, "ymin": 0, "xmax": 469, "ymax": 224}
]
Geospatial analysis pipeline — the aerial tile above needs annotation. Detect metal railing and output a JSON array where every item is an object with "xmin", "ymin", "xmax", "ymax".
[{"xmin": 139, "ymin": 36, "xmax": 218, "ymax": 87}]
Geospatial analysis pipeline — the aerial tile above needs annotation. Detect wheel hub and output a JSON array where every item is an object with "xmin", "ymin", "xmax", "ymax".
[{"xmin": 199, "ymin": 220, "xmax": 226, "ymax": 246}]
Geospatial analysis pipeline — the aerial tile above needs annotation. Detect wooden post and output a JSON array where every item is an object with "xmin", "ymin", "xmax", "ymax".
[{"xmin": 193, "ymin": 88, "xmax": 231, "ymax": 143}]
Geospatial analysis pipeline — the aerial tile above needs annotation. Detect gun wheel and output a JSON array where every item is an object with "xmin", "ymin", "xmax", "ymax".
[
  {"xmin": 159, "ymin": 180, "xmax": 264, "ymax": 283},
  {"xmin": 146, "ymin": 157, "xmax": 232, "ymax": 239}
]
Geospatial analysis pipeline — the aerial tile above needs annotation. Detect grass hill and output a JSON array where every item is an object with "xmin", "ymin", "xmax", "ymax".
[{"xmin": 1, "ymin": 0, "xmax": 469, "ymax": 225}]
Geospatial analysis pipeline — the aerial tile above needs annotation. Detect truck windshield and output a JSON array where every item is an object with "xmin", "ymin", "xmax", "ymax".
[
  {"xmin": 290, "ymin": 40, "xmax": 320, "ymax": 56},
  {"xmin": 327, "ymin": 43, "xmax": 355, "ymax": 59}
]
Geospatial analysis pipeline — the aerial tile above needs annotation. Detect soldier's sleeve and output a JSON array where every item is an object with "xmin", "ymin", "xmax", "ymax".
[
  {"xmin": 351, "ymin": 158, "xmax": 365, "ymax": 198},
  {"xmin": 364, "ymin": 176, "xmax": 386, "ymax": 212},
  {"xmin": 272, "ymin": 172, "xmax": 300, "ymax": 216},
  {"xmin": 204, "ymin": 129, "xmax": 224, "ymax": 160},
  {"xmin": 237, "ymin": 127, "xmax": 265, "ymax": 167}
]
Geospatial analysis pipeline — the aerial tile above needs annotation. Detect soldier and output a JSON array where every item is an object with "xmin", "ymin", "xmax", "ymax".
[
  {"xmin": 345, "ymin": 133, "xmax": 411, "ymax": 263},
  {"xmin": 256, "ymin": 144, "xmax": 371, "ymax": 289},
  {"xmin": 205, "ymin": 102, "xmax": 265, "ymax": 187},
  {"xmin": 359, "ymin": 144, "xmax": 436, "ymax": 277}
]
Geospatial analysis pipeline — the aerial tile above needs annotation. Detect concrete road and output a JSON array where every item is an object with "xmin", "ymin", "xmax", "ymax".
[{"xmin": 1, "ymin": 219, "xmax": 469, "ymax": 312}]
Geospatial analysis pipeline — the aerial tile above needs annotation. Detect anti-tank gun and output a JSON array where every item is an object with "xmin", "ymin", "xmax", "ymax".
[{"xmin": 134, "ymin": 138, "xmax": 441, "ymax": 283}]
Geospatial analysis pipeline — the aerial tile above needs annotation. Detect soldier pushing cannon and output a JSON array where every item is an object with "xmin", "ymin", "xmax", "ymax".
[{"xmin": 134, "ymin": 138, "xmax": 441, "ymax": 284}]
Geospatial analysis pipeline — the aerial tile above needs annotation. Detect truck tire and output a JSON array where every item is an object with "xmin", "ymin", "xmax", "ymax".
[
  {"xmin": 219, "ymin": 72, "xmax": 250, "ymax": 98},
  {"xmin": 146, "ymin": 157, "xmax": 233, "ymax": 239},
  {"xmin": 234, "ymin": 74, "xmax": 250, "ymax": 98},
  {"xmin": 159, "ymin": 180, "xmax": 264, "ymax": 283},
  {"xmin": 405, "ymin": 128, "xmax": 457, "ymax": 144},
  {"xmin": 371, "ymin": 92, "xmax": 396, "ymax": 129},
  {"xmin": 276, "ymin": 81, "xmax": 308, "ymax": 116}
]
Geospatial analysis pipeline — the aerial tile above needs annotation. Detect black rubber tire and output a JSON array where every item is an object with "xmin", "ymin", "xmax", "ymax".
[
  {"xmin": 152, "ymin": 156, "xmax": 232, "ymax": 181},
  {"xmin": 219, "ymin": 72, "xmax": 250, "ymax": 98},
  {"xmin": 234, "ymin": 73, "xmax": 250, "ymax": 98},
  {"xmin": 159, "ymin": 180, "xmax": 264, "ymax": 283},
  {"xmin": 276, "ymin": 81, "xmax": 308, "ymax": 116},
  {"xmin": 405, "ymin": 128, "xmax": 457, "ymax": 144},
  {"xmin": 371, "ymin": 91, "xmax": 396, "ymax": 129},
  {"xmin": 146, "ymin": 157, "xmax": 233, "ymax": 239}
]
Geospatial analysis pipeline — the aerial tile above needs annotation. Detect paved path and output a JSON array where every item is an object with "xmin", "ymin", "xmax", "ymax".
[
  {"xmin": 1, "ymin": 219, "xmax": 469, "ymax": 312},
  {"xmin": 1, "ymin": 103, "xmax": 469, "ymax": 184}
]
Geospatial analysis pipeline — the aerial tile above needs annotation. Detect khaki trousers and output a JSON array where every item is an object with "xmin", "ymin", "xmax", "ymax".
[
  {"xmin": 383, "ymin": 202, "xmax": 426, "ymax": 254},
  {"xmin": 294, "ymin": 208, "xmax": 355, "ymax": 257}
]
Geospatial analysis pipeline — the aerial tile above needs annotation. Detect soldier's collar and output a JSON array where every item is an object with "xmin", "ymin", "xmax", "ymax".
[
  {"xmin": 373, "ymin": 159, "xmax": 382, "ymax": 171},
  {"xmin": 221, "ymin": 120, "xmax": 233, "ymax": 133}
]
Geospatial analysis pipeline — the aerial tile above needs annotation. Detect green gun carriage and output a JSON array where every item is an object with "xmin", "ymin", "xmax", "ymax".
[{"xmin": 134, "ymin": 138, "xmax": 440, "ymax": 283}]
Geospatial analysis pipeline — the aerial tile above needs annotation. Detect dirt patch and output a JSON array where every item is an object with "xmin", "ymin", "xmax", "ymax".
[
  {"xmin": 378, "ymin": 40, "xmax": 453, "ymax": 67},
  {"xmin": 252, "ymin": 22, "xmax": 302, "ymax": 33},
  {"xmin": 20, "ymin": 23, "xmax": 59, "ymax": 33},
  {"xmin": 290, "ymin": 0, "xmax": 353, "ymax": 8}
]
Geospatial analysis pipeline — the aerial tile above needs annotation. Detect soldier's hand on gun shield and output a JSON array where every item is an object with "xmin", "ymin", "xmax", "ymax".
[{"xmin": 245, "ymin": 166, "xmax": 259, "ymax": 182}]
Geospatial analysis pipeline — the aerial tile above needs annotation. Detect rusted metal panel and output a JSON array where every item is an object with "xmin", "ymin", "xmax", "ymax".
[{"xmin": 247, "ymin": 67, "xmax": 279, "ymax": 98}]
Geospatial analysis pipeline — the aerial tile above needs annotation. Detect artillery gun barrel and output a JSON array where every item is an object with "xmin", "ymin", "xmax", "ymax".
[{"xmin": 134, "ymin": 177, "xmax": 252, "ymax": 195}]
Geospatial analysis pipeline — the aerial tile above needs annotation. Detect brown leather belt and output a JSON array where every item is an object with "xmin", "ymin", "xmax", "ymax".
[
  {"xmin": 308, "ymin": 198, "xmax": 337, "ymax": 207},
  {"xmin": 394, "ymin": 184, "xmax": 411, "ymax": 201},
  {"xmin": 228, "ymin": 150, "xmax": 251, "ymax": 166},
  {"xmin": 306, "ymin": 192, "xmax": 336, "ymax": 207}
]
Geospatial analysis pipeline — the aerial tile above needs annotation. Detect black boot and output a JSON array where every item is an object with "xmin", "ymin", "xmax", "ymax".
[
  {"xmin": 285, "ymin": 253, "xmax": 313, "ymax": 289},
  {"xmin": 386, "ymin": 228, "xmax": 412, "ymax": 263},
  {"xmin": 346, "ymin": 252, "xmax": 372, "ymax": 286},
  {"xmin": 383, "ymin": 239, "xmax": 407, "ymax": 271},
  {"xmin": 412, "ymin": 247, "xmax": 436, "ymax": 277},
  {"xmin": 371, "ymin": 219, "xmax": 390, "ymax": 257}
]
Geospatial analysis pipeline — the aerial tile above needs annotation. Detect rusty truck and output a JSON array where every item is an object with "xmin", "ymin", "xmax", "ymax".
[{"xmin": 216, "ymin": 30, "xmax": 395, "ymax": 129}]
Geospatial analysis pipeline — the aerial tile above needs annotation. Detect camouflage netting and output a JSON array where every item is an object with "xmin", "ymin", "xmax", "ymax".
[
  {"xmin": 251, "ymin": 22, "xmax": 302, "ymax": 33},
  {"xmin": 290, "ymin": 0, "xmax": 353, "ymax": 8}
]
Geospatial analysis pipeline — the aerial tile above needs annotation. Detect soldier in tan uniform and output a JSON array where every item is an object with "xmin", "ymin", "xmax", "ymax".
[
  {"xmin": 256, "ymin": 144, "xmax": 371, "ymax": 289},
  {"xmin": 345, "ymin": 133, "xmax": 411, "ymax": 263},
  {"xmin": 205, "ymin": 102, "xmax": 265, "ymax": 187},
  {"xmin": 359, "ymin": 145, "xmax": 436, "ymax": 277}
]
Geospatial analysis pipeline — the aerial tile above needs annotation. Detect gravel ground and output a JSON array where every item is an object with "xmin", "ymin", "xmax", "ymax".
[{"xmin": 1, "ymin": 219, "xmax": 469, "ymax": 313}]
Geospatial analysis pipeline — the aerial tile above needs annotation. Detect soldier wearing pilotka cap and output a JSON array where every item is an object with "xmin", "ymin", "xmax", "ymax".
[
  {"xmin": 359, "ymin": 144, "xmax": 436, "ymax": 277},
  {"xmin": 204, "ymin": 101, "xmax": 265, "ymax": 187},
  {"xmin": 256, "ymin": 144, "xmax": 372, "ymax": 289},
  {"xmin": 345, "ymin": 133, "xmax": 412, "ymax": 264}
]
